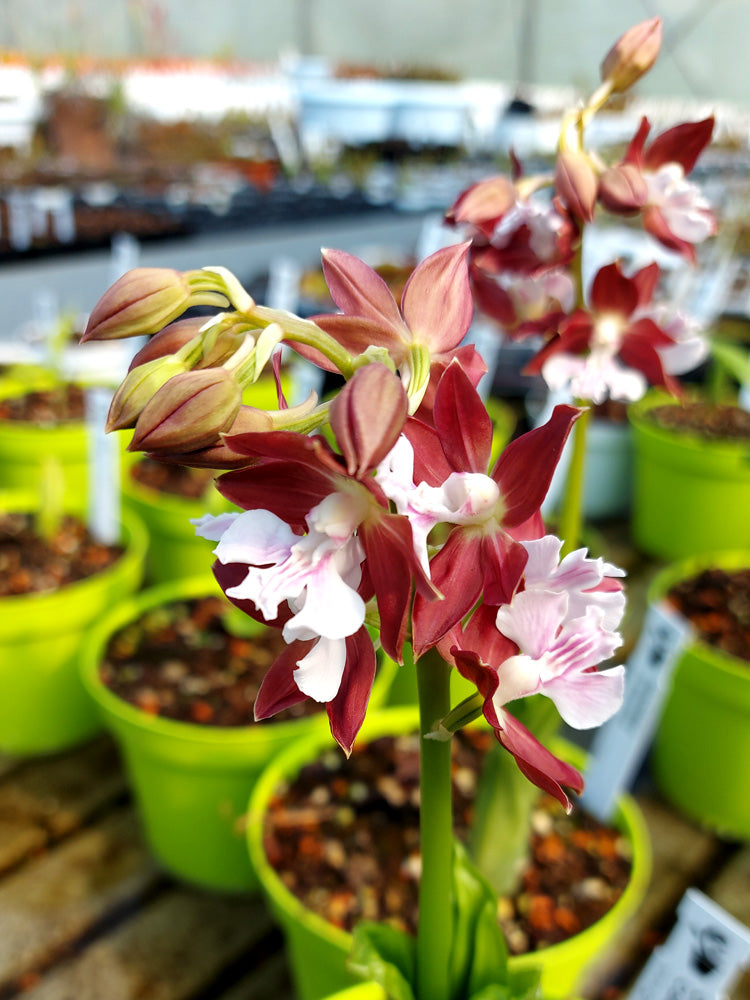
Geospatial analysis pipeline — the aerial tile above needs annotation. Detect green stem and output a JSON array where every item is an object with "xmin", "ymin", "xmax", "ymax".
[
  {"xmin": 248, "ymin": 303, "xmax": 357, "ymax": 379},
  {"xmin": 416, "ymin": 648, "xmax": 454, "ymax": 1000},
  {"xmin": 558, "ymin": 403, "xmax": 591, "ymax": 556}
]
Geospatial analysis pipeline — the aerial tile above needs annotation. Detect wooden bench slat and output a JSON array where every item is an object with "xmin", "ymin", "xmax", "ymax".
[
  {"xmin": 0, "ymin": 738, "xmax": 126, "ymax": 874},
  {"xmin": 18, "ymin": 886, "xmax": 275, "ymax": 1000},
  {"xmin": 0, "ymin": 807, "xmax": 159, "ymax": 990}
]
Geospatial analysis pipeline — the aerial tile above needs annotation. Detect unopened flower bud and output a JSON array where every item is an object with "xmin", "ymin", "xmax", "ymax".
[
  {"xmin": 107, "ymin": 356, "xmax": 189, "ymax": 431},
  {"xmin": 598, "ymin": 163, "xmax": 649, "ymax": 215},
  {"xmin": 199, "ymin": 326, "xmax": 254, "ymax": 368},
  {"xmin": 600, "ymin": 17, "xmax": 662, "ymax": 93},
  {"xmin": 130, "ymin": 368, "xmax": 242, "ymax": 454},
  {"xmin": 446, "ymin": 175, "xmax": 516, "ymax": 226},
  {"xmin": 128, "ymin": 318, "xmax": 206, "ymax": 370},
  {"xmin": 330, "ymin": 363, "xmax": 408, "ymax": 477},
  {"xmin": 555, "ymin": 151, "xmax": 598, "ymax": 222},
  {"xmin": 82, "ymin": 268, "xmax": 195, "ymax": 342}
]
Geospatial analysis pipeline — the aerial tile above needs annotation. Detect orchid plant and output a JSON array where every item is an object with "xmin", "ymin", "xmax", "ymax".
[
  {"xmin": 73, "ymin": 22, "xmax": 713, "ymax": 1000},
  {"xmin": 446, "ymin": 15, "xmax": 717, "ymax": 552}
]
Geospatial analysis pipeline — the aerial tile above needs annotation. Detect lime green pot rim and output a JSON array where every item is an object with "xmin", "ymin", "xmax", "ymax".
[
  {"xmin": 0, "ymin": 495, "xmax": 149, "ymax": 639},
  {"xmin": 246, "ymin": 705, "xmax": 651, "ymax": 984},
  {"xmin": 78, "ymin": 573, "xmax": 341, "ymax": 754},
  {"xmin": 647, "ymin": 549, "xmax": 750, "ymax": 695},
  {"xmin": 628, "ymin": 389, "xmax": 750, "ymax": 461}
]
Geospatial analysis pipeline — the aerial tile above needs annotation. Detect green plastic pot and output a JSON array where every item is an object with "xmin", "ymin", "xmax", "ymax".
[
  {"xmin": 0, "ymin": 417, "xmax": 92, "ymax": 514},
  {"xmin": 121, "ymin": 461, "xmax": 231, "ymax": 585},
  {"xmin": 649, "ymin": 550, "xmax": 750, "ymax": 839},
  {"xmin": 629, "ymin": 391, "xmax": 750, "ymax": 559},
  {"xmin": 79, "ymin": 576, "xmax": 397, "ymax": 893},
  {"xmin": 0, "ymin": 501, "xmax": 147, "ymax": 755},
  {"xmin": 247, "ymin": 707, "xmax": 651, "ymax": 1000}
]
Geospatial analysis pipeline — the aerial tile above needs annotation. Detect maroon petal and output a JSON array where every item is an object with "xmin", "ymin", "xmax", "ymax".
[
  {"xmin": 590, "ymin": 261, "xmax": 639, "ymax": 317},
  {"xmin": 623, "ymin": 116, "xmax": 651, "ymax": 167},
  {"xmin": 619, "ymin": 332, "xmax": 681, "ymax": 395},
  {"xmin": 321, "ymin": 248, "xmax": 405, "ymax": 333},
  {"xmin": 455, "ymin": 604, "xmax": 518, "ymax": 674},
  {"xmin": 404, "ymin": 417, "xmax": 455, "ymax": 485},
  {"xmin": 412, "ymin": 530, "xmax": 484, "ymax": 659},
  {"xmin": 479, "ymin": 529, "xmax": 528, "ymax": 606},
  {"xmin": 492, "ymin": 405, "xmax": 581, "ymax": 527},
  {"xmin": 493, "ymin": 711, "xmax": 584, "ymax": 811},
  {"xmin": 327, "ymin": 629, "xmax": 377, "ymax": 755},
  {"xmin": 469, "ymin": 264, "xmax": 518, "ymax": 327},
  {"xmin": 630, "ymin": 262, "xmax": 660, "ymax": 307},
  {"xmin": 401, "ymin": 243, "xmax": 473, "ymax": 352},
  {"xmin": 642, "ymin": 117, "xmax": 714, "ymax": 174},
  {"xmin": 217, "ymin": 462, "xmax": 334, "ymax": 528},
  {"xmin": 253, "ymin": 639, "xmax": 316, "ymax": 720},
  {"xmin": 432, "ymin": 361, "xmax": 493, "ymax": 474},
  {"xmin": 360, "ymin": 511, "xmax": 437, "ymax": 662}
]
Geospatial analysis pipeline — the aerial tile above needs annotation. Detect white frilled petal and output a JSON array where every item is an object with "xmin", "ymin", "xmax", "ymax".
[
  {"xmin": 522, "ymin": 536, "xmax": 626, "ymax": 632},
  {"xmin": 495, "ymin": 589, "xmax": 568, "ymax": 660},
  {"xmin": 646, "ymin": 163, "xmax": 715, "ymax": 244},
  {"xmin": 211, "ymin": 508, "xmax": 299, "ymax": 567},
  {"xmin": 543, "ymin": 663, "xmax": 625, "ymax": 729},
  {"xmin": 293, "ymin": 636, "xmax": 348, "ymax": 702},
  {"xmin": 283, "ymin": 538, "xmax": 365, "ymax": 641},
  {"xmin": 191, "ymin": 511, "xmax": 239, "ymax": 542},
  {"xmin": 542, "ymin": 350, "xmax": 647, "ymax": 404}
]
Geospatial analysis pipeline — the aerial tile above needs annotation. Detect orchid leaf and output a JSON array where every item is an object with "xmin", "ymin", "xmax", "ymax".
[
  {"xmin": 710, "ymin": 339, "xmax": 750, "ymax": 387},
  {"xmin": 348, "ymin": 921, "xmax": 416, "ymax": 1000},
  {"xmin": 349, "ymin": 842, "xmax": 542, "ymax": 1000}
]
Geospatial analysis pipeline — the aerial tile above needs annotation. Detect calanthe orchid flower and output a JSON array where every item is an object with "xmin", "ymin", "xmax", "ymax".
[
  {"xmin": 451, "ymin": 539, "xmax": 625, "ymax": 808},
  {"xmin": 603, "ymin": 116, "xmax": 716, "ymax": 261},
  {"xmin": 192, "ymin": 363, "xmax": 437, "ymax": 753},
  {"xmin": 375, "ymin": 360, "xmax": 581, "ymax": 656},
  {"xmin": 527, "ymin": 260, "xmax": 690, "ymax": 403},
  {"xmin": 301, "ymin": 242, "xmax": 486, "ymax": 416}
]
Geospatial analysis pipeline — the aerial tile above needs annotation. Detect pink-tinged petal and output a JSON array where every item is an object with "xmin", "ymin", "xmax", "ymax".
[
  {"xmin": 217, "ymin": 462, "xmax": 334, "ymax": 528},
  {"xmin": 642, "ymin": 205, "xmax": 697, "ymax": 262},
  {"xmin": 210, "ymin": 508, "xmax": 296, "ymax": 567},
  {"xmin": 310, "ymin": 313, "xmax": 408, "ymax": 367},
  {"xmin": 327, "ymin": 628, "xmax": 377, "ymax": 755},
  {"xmin": 492, "ymin": 405, "xmax": 581, "ymax": 527},
  {"xmin": 404, "ymin": 417, "xmax": 455, "ymax": 485},
  {"xmin": 642, "ymin": 117, "xmax": 714, "ymax": 174},
  {"xmin": 493, "ymin": 711, "xmax": 584, "ymax": 811},
  {"xmin": 321, "ymin": 248, "xmax": 406, "ymax": 333},
  {"xmin": 412, "ymin": 530, "xmax": 485, "ymax": 658},
  {"xmin": 360, "ymin": 511, "xmax": 437, "ymax": 662},
  {"xmin": 401, "ymin": 243, "xmax": 473, "ymax": 352},
  {"xmin": 589, "ymin": 262, "xmax": 639, "ymax": 317},
  {"xmin": 543, "ymin": 664, "xmax": 625, "ymax": 730},
  {"xmin": 479, "ymin": 529, "xmax": 528, "ymax": 606},
  {"xmin": 212, "ymin": 559, "xmax": 292, "ymax": 631},
  {"xmin": 446, "ymin": 175, "xmax": 517, "ymax": 228},
  {"xmin": 254, "ymin": 639, "xmax": 316, "ymax": 719},
  {"xmin": 330, "ymin": 364, "xmax": 408, "ymax": 477},
  {"xmin": 432, "ymin": 361, "xmax": 493, "ymax": 473},
  {"xmin": 496, "ymin": 590, "xmax": 569, "ymax": 660},
  {"xmin": 623, "ymin": 117, "xmax": 651, "ymax": 167}
]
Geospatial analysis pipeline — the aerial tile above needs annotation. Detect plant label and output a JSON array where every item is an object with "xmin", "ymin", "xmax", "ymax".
[
  {"xmin": 629, "ymin": 888, "xmax": 750, "ymax": 999},
  {"xmin": 582, "ymin": 599, "xmax": 691, "ymax": 821},
  {"xmin": 86, "ymin": 387, "xmax": 121, "ymax": 544}
]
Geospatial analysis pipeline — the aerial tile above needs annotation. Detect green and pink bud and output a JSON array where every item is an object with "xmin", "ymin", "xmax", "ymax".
[
  {"xmin": 129, "ymin": 368, "xmax": 242, "ymax": 454},
  {"xmin": 598, "ymin": 163, "xmax": 649, "ymax": 215},
  {"xmin": 600, "ymin": 16, "xmax": 662, "ymax": 93},
  {"xmin": 330, "ymin": 363, "xmax": 408, "ymax": 477},
  {"xmin": 554, "ymin": 151, "xmax": 598, "ymax": 223},
  {"xmin": 82, "ymin": 267, "xmax": 231, "ymax": 342},
  {"xmin": 106, "ymin": 356, "xmax": 190, "ymax": 432}
]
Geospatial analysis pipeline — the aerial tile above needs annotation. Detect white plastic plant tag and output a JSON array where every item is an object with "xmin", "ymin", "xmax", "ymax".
[
  {"xmin": 581, "ymin": 599, "xmax": 692, "ymax": 821},
  {"xmin": 86, "ymin": 387, "xmax": 120, "ymax": 545},
  {"xmin": 629, "ymin": 888, "xmax": 750, "ymax": 999}
]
